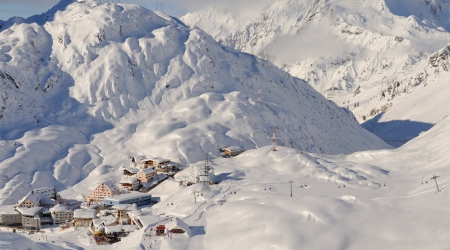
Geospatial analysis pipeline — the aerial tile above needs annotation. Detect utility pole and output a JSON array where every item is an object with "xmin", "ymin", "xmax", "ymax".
[
  {"xmin": 192, "ymin": 190, "xmax": 198, "ymax": 203},
  {"xmin": 430, "ymin": 175, "xmax": 441, "ymax": 192},
  {"xmin": 288, "ymin": 180, "xmax": 294, "ymax": 197}
]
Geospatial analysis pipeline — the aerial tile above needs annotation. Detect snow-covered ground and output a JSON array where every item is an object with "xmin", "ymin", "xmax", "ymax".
[
  {"xmin": 0, "ymin": 0, "xmax": 389, "ymax": 204},
  {"xmin": 0, "ymin": 0, "xmax": 448, "ymax": 249},
  {"xmin": 3, "ymin": 139, "xmax": 448, "ymax": 249},
  {"xmin": 182, "ymin": 0, "xmax": 450, "ymax": 144}
]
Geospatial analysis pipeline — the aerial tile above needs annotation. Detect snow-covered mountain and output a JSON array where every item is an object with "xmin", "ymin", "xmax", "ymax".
[
  {"xmin": 181, "ymin": 0, "xmax": 450, "ymax": 124},
  {"xmin": 0, "ymin": 0, "xmax": 388, "ymax": 204},
  {"xmin": 360, "ymin": 42, "xmax": 450, "ymax": 146}
]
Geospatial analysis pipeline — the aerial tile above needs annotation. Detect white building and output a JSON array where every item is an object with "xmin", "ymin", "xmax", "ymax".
[
  {"xmin": 0, "ymin": 205, "xmax": 21, "ymax": 226},
  {"xmin": 73, "ymin": 209, "xmax": 96, "ymax": 227},
  {"xmin": 16, "ymin": 187, "xmax": 59, "ymax": 208},
  {"xmin": 119, "ymin": 176, "xmax": 140, "ymax": 191},
  {"xmin": 16, "ymin": 206, "xmax": 42, "ymax": 231},
  {"xmin": 49, "ymin": 204, "xmax": 73, "ymax": 224}
]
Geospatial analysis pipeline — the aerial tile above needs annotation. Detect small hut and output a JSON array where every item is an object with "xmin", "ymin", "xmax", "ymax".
[
  {"xmin": 222, "ymin": 146, "xmax": 245, "ymax": 157},
  {"xmin": 165, "ymin": 217, "xmax": 191, "ymax": 236}
]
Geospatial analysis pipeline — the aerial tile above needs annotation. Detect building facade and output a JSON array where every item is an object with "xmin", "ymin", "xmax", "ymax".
[
  {"xmin": 103, "ymin": 192, "xmax": 152, "ymax": 207},
  {"xmin": 85, "ymin": 181, "xmax": 121, "ymax": 203},
  {"xmin": 136, "ymin": 168, "xmax": 156, "ymax": 183},
  {"xmin": 50, "ymin": 204, "xmax": 74, "ymax": 224},
  {"xmin": 74, "ymin": 209, "xmax": 96, "ymax": 227},
  {"xmin": 0, "ymin": 206, "xmax": 21, "ymax": 226},
  {"xmin": 119, "ymin": 177, "xmax": 140, "ymax": 191}
]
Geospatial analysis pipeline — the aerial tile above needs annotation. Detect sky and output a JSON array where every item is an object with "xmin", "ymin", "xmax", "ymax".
[{"xmin": 0, "ymin": 0, "xmax": 189, "ymax": 21}]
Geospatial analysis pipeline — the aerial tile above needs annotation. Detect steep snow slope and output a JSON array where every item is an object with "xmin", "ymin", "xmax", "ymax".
[
  {"xmin": 0, "ymin": 0, "xmax": 388, "ymax": 204},
  {"xmin": 181, "ymin": 0, "xmax": 450, "ymax": 122},
  {"xmin": 360, "ymin": 42, "xmax": 450, "ymax": 146}
]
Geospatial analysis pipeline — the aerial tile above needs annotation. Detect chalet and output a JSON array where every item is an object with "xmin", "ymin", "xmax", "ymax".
[
  {"xmin": 73, "ymin": 209, "xmax": 96, "ymax": 227},
  {"xmin": 141, "ymin": 157, "xmax": 171, "ymax": 168},
  {"xmin": 113, "ymin": 204, "xmax": 136, "ymax": 224},
  {"xmin": 49, "ymin": 204, "xmax": 73, "ymax": 224},
  {"xmin": 16, "ymin": 187, "xmax": 59, "ymax": 208},
  {"xmin": 85, "ymin": 181, "xmax": 121, "ymax": 203},
  {"xmin": 165, "ymin": 217, "xmax": 191, "ymax": 236},
  {"xmin": 141, "ymin": 159, "xmax": 153, "ymax": 168},
  {"xmin": 157, "ymin": 163, "xmax": 178, "ymax": 173},
  {"xmin": 136, "ymin": 168, "xmax": 156, "ymax": 183},
  {"xmin": 123, "ymin": 167, "xmax": 139, "ymax": 177},
  {"xmin": 222, "ymin": 146, "xmax": 245, "ymax": 157},
  {"xmin": 119, "ymin": 177, "xmax": 140, "ymax": 191}
]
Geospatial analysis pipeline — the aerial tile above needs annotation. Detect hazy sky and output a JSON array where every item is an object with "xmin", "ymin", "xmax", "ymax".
[{"xmin": 0, "ymin": 0, "xmax": 189, "ymax": 21}]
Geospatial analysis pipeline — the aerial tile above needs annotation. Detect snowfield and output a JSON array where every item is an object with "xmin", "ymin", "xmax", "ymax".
[
  {"xmin": 0, "ymin": 0, "xmax": 389, "ymax": 204},
  {"xmin": 182, "ymin": 0, "xmax": 450, "ymax": 145},
  {"xmin": 0, "ymin": 0, "xmax": 448, "ymax": 249}
]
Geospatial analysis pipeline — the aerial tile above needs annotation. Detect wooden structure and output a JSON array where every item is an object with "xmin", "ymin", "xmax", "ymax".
[
  {"xmin": 156, "ymin": 225, "xmax": 165, "ymax": 236},
  {"xmin": 123, "ymin": 168, "xmax": 139, "ymax": 177},
  {"xmin": 119, "ymin": 177, "xmax": 140, "ymax": 191},
  {"xmin": 141, "ymin": 157, "xmax": 171, "ymax": 168},
  {"xmin": 222, "ymin": 146, "xmax": 245, "ymax": 157},
  {"xmin": 165, "ymin": 217, "xmax": 191, "ymax": 236},
  {"xmin": 136, "ymin": 168, "xmax": 156, "ymax": 183}
]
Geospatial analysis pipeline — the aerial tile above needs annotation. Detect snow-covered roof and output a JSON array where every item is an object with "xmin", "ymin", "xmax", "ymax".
[
  {"xmin": 165, "ymin": 217, "xmax": 191, "ymax": 235},
  {"xmin": 92, "ymin": 215, "xmax": 117, "ymax": 229},
  {"xmin": 103, "ymin": 181, "xmax": 120, "ymax": 192},
  {"xmin": 114, "ymin": 204, "xmax": 136, "ymax": 211},
  {"xmin": 17, "ymin": 191, "xmax": 41, "ymax": 206},
  {"xmin": 127, "ymin": 211, "xmax": 159, "ymax": 229},
  {"xmin": 16, "ymin": 206, "xmax": 42, "ymax": 216},
  {"xmin": 124, "ymin": 168, "xmax": 139, "ymax": 174},
  {"xmin": 73, "ymin": 209, "xmax": 96, "ymax": 219},
  {"xmin": 224, "ymin": 146, "xmax": 244, "ymax": 152},
  {"xmin": 0, "ymin": 205, "xmax": 19, "ymax": 215},
  {"xmin": 120, "ymin": 176, "xmax": 139, "ymax": 184},
  {"xmin": 106, "ymin": 192, "xmax": 151, "ymax": 202},
  {"xmin": 141, "ymin": 157, "xmax": 170, "ymax": 163},
  {"xmin": 49, "ymin": 204, "xmax": 73, "ymax": 213},
  {"xmin": 139, "ymin": 168, "xmax": 156, "ymax": 174},
  {"xmin": 40, "ymin": 197, "xmax": 57, "ymax": 205},
  {"xmin": 104, "ymin": 225, "xmax": 137, "ymax": 234}
]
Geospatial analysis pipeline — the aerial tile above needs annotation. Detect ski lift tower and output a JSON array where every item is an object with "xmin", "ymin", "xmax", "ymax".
[{"xmin": 199, "ymin": 154, "xmax": 211, "ymax": 192}]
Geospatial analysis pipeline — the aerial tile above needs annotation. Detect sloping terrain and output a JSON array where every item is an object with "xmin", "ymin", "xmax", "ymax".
[
  {"xmin": 0, "ymin": 0, "xmax": 388, "ymax": 204},
  {"xmin": 181, "ymin": 0, "xmax": 450, "ymax": 124}
]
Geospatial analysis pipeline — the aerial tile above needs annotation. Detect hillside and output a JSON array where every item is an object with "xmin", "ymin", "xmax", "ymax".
[
  {"xmin": 0, "ymin": 0, "xmax": 389, "ymax": 204},
  {"xmin": 181, "ymin": 0, "xmax": 450, "ymax": 124}
]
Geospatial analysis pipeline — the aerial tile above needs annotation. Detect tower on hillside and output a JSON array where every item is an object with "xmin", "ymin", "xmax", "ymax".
[
  {"xmin": 199, "ymin": 154, "xmax": 211, "ymax": 192},
  {"xmin": 271, "ymin": 128, "xmax": 278, "ymax": 151}
]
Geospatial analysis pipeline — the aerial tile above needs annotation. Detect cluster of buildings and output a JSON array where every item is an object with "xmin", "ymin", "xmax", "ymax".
[
  {"xmin": 0, "ymin": 187, "xmax": 64, "ymax": 231},
  {"xmin": 0, "ymin": 154, "xmax": 210, "ymax": 245},
  {"xmin": 119, "ymin": 157, "xmax": 180, "ymax": 191}
]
